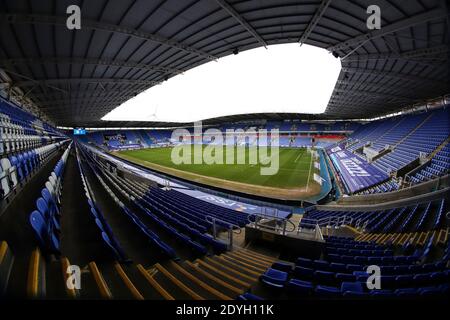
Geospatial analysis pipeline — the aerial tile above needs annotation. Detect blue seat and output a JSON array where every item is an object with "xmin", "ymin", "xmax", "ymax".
[
  {"xmin": 296, "ymin": 257, "xmax": 313, "ymax": 268},
  {"xmin": 345, "ymin": 264, "xmax": 361, "ymax": 272},
  {"xmin": 260, "ymin": 268, "xmax": 288, "ymax": 288},
  {"xmin": 95, "ymin": 218, "xmax": 105, "ymax": 231},
  {"xmin": 286, "ymin": 279, "xmax": 314, "ymax": 294},
  {"xmin": 329, "ymin": 263, "xmax": 347, "ymax": 273},
  {"xmin": 188, "ymin": 240, "xmax": 208, "ymax": 255},
  {"xmin": 370, "ymin": 289, "xmax": 395, "ymax": 297},
  {"xmin": 341, "ymin": 282, "xmax": 364, "ymax": 296},
  {"xmin": 314, "ymin": 285, "xmax": 340, "ymax": 296},
  {"xmin": 41, "ymin": 188, "xmax": 60, "ymax": 216},
  {"xmin": 90, "ymin": 207, "xmax": 100, "ymax": 219},
  {"xmin": 380, "ymin": 275, "xmax": 397, "ymax": 289},
  {"xmin": 394, "ymin": 288, "xmax": 419, "ymax": 297},
  {"xmin": 313, "ymin": 260, "xmax": 329, "ymax": 270},
  {"xmin": 10, "ymin": 156, "xmax": 24, "ymax": 181},
  {"xmin": 237, "ymin": 292, "xmax": 264, "ymax": 300},
  {"xmin": 29, "ymin": 210, "xmax": 60, "ymax": 253},
  {"xmin": 413, "ymin": 273, "xmax": 432, "ymax": 286},
  {"xmin": 419, "ymin": 286, "xmax": 443, "ymax": 296},
  {"xmin": 101, "ymin": 232, "xmax": 122, "ymax": 260},
  {"xmin": 271, "ymin": 261, "xmax": 293, "ymax": 272},
  {"xmin": 335, "ymin": 273, "xmax": 356, "ymax": 282},
  {"xmin": 314, "ymin": 270, "xmax": 335, "ymax": 284},
  {"xmin": 293, "ymin": 266, "xmax": 314, "ymax": 280},
  {"xmin": 395, "ymin": 274, "xmax": 413, "ymax": 287},
  {"xmin": 36, "ymin": 197, "xmax": 60, "ymax": 231},
  {"xmin": 393, "ymin": 265, "xmax": 409, "ymax": 273},
  {"xmin": 22, "ymin": 152, "xmax": 30, "ymax": 175},
  {"xmin": 18, "ymin": 154, "xmax": 28, "ymax": 177}
]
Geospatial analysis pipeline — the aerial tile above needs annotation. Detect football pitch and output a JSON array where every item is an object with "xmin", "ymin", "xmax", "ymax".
[{"xmin": 115, "ymin": 146, "xmax": 320, "ymax": 200}]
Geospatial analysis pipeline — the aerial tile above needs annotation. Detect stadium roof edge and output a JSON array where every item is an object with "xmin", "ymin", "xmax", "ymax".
[
  {"xmin": 58, "ymin": 95, "xmax": 449, "ymax": 131},
  {"xmin": 0, "ymin": 0, "xmax": 448, "ymax": 126}
]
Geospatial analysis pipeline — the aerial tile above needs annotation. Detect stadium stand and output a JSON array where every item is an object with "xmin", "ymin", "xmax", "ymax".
[
  {"xmin": 0, "ymin": 0, "xmax": 448, "ymax": 304},
  {"xmin": 259, "ymin": 236, "xmax": 449, "ymax": 298}
]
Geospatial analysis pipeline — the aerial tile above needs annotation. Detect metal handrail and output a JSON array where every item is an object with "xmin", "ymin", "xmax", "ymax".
[
  {"xmin": 298, "ymin": 215, "xmax": 357, "ymax": 234},
  {"xmin": 247, "ymin": 212, "xmax": 296, "ymax": 235},
  {"xmin": 206, "ymin": 215, "xmax": 241, "ymax": 249}
]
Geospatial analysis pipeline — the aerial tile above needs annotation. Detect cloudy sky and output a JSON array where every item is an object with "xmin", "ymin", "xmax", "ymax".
[{"xmin": 102, "ymin": 43, "xmax": 341, "ymax": 123}]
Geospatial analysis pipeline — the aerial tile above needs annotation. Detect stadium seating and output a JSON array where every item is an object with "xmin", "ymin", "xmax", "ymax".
[
  {"xmin": 77, "ymin": 145, "xmax": 179, "ymax": 259},
  {"xmin": 260, "ymin": 236, "xmax": 449, "ymax": 298},
  {"xmin": 301, "ymin": 197, "xmax": 448, "ymax": 236},
  {"xmin": 78, "ymin": 143, "xmax": 232, "ymax": 255},
  {"xmin": 373, "ymin": 109, "xmax": 449, "ymax": 174},
  {"xmin": 409, "ymin": 143, "xmax": 450, "ymax": 185},
  {"xmin": 29, "ymin": 143, "xmax": 71, "ymax": 254},
  {"xmin": 74, "ymin": 145, "xmax": 129, "ymax": 262}
]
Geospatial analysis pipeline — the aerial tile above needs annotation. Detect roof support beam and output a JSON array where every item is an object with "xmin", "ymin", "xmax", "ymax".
[
  {"xmin": 15, "ymin": 78, "xmax": 161, "ymax": 88},
  {"xmin": 342, "ymin": 45, "xmax": 449, "ymax": 64},
  {"xmin": 332, "ymin": 88, "xmax": 413, "ymax": 101},
  {"xmin": 341, "ymin": 67, "xmax": 446, "ymax": 85},
  {"xmin": 335, "ymin": 79, "xmax": 448, "ymax": 93},
  {"xmin": 0, "ymin": 57, "xmax": 183, "ymax": 75},
  {"xmin": 327, "ymin": 8, "xmax": 447, "ymax": 53},
  {"xmin": 28, "ymin": 86, "xmax": 147, "ymax": 101},
  {"xmin": 214, "ymin": 0, "xmax": 267, "ymax": 48},
  {"xmin": 37, "ymin": 96, "xmax": 135, "ymax": 108},
  {"xmin": 298, "ymin": 0, "xmax": 332, "ymax": 45},
  {"xmin": 0, "ymin": 13, "xmax": 217, "ymax": 61}
]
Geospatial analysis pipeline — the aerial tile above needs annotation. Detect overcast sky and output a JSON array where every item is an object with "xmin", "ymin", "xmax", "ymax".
[{"xmin": 102, "ymin": 43, "xmax": 341, "ymax": 123}]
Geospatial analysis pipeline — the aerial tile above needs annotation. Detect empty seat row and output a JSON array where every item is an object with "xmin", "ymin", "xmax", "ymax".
[
  {"xmin": 77, "ymin": 144, "xmax": 178, "ymax": 259},
  {"xmin": 1, "ymin": 141, "xmax": 69, "ymax": 200},
  {"xmin": 75, "ymin": 145, "xmax": 129, "ymax": 262},
  {"xmin": 29, "ymin": 143, "xmax": 71, "ymax": 254},
  {"xmin": 79, "ymin": 143, "xmax": 229, "ymax": 255}
]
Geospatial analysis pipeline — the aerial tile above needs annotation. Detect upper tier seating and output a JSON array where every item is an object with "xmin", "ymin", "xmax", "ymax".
[
  {"xmin": 0, "ymin": 98, "xmax": 68, "ymax": 202},
  {"xmin": 409, "ymin": 143, "xmax": 450, "ymax": 185},
  {"xmin": 370, "ymin": 113, "xmax": 427, "ymax": 152},
  {"xmin": 1, "ymin": 142, "xmax": 67, "ymax": 201},
  {"xmin": 0, "ymin": 98, "xmax": 65, "ymax": 156},
  {"xmin": 347, "ymin": 118, "xmax": 403, "ymax": 152},
  {"xmin": 373, "ymin": 109, "xmax": 450, "ymax": 174},
  {"xmin": 356, "ymin": 179, "xmax": 400, "ymax": 195}
]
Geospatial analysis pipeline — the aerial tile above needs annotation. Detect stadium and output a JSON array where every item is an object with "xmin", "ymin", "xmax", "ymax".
[{"xmin": 0, "ymin": 0, "xmax": 449, "ymax": 306}]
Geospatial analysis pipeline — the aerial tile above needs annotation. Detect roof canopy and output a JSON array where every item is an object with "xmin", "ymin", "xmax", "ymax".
[{"xmin": 0, "ymin": 0, "xmax": 448, "ymax": 127}]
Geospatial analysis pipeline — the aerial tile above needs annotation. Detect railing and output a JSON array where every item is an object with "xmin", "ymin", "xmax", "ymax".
[
  {"xmin": 298, "ymin": 215, "xmax": 368, "ymax": 233},
  {"xmin": 206, "ymin": 215, "xmax": 241, "ymax": 249},
  {"xmin": 247, "ymin": 212, "xmax": 296, "ymax": 235}
]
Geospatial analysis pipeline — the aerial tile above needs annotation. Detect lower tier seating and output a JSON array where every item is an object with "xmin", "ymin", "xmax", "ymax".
[
  {"xmin": 301, "ymin": 197, "xmax": 448, "ymax": 234},
  {"xmin": 259, "ymin": 236, "xmax": 449, "ymax": 298}
]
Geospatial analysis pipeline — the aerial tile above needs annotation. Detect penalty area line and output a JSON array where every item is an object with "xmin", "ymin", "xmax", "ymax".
[{"xmin": 294, "ymin": 151, "xmax": 303, "ymax": 163}]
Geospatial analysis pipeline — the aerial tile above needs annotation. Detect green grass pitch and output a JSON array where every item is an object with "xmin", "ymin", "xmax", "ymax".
[{"xmin": 116, "ymin": 146, "xmax": 314, "ymax": 189}]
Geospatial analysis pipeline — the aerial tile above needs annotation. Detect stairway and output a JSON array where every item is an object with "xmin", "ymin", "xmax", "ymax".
[
  {"xmin": 372, "ymin": 116, "xmax": 408, "ymax": 145},
  {"xmin": 393, "ymin": 112, "xmax": 434, "ymax": 149},
  {"xmin": 428, "ymin": 138, "xmax": 450, "ymax": 160},
  {"xmin": 355, "ymin": 228, "xmax": 449, "ymax": 246},
  {"xmin": 0, "ymin": 245, "xmax": 276, "ymax": 300},
  {"xmin": 143, "ymin": 249, "xmax": 276, "ymax": 300}
]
